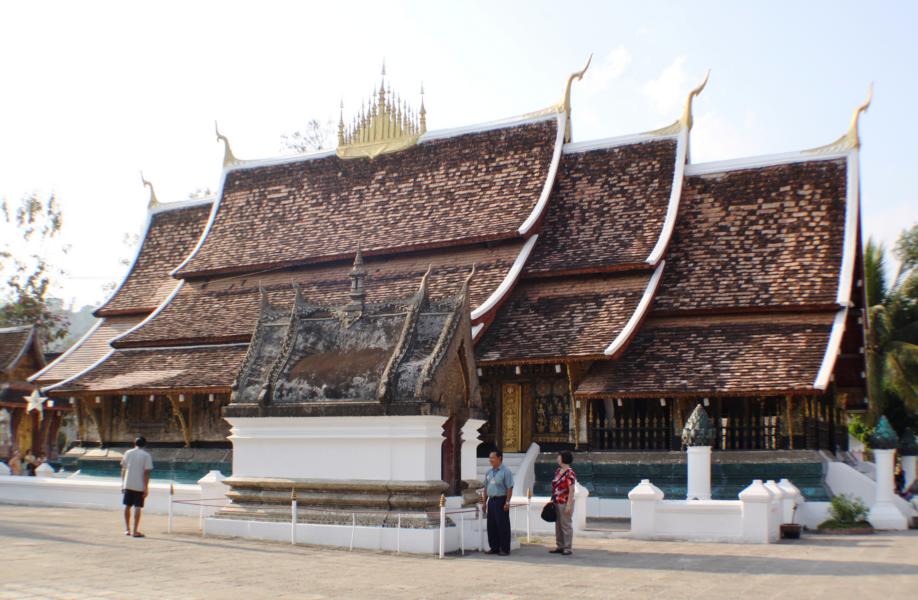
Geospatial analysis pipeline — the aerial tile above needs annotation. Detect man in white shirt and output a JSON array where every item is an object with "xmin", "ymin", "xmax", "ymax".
[{"xmin": 120, "ymin": 436, "xmax": 153, "ymax": 538}]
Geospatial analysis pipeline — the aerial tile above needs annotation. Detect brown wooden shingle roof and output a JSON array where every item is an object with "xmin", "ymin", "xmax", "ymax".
[
  {"xmin": 95, "ymin": 202, "xmax": 211, "ymax": 317},
  {"xmin": 174, "ymin": 118, "xmax": 559, "ymax": 278},
  {"xmin": 526, "ymin": 138, "xmax": 678, "ymax": 275},
  {"xmin": 475, "ymin": 273, "xmax": 652, "ymax": 363},
  {"xmin": 31, "ymin": 316, "xmax": 143, "ymax": 385},
  {"xmin": 653, "ymin": 159, "xmax": 847, "ymax": 313},
  {"xmin": 50, "ymin": 345, "xmax": 247, "ymax": 394},
  {"xmin": 574, "ymin": 313, "xmax": 836, "ymax": 398},
  {"xmin": 0, "ymin": 326, "xmax": 38, "ymax": 373},
  {"xmin": 116, "ymin": 242, "xmax": 524, "ymax": 348}
]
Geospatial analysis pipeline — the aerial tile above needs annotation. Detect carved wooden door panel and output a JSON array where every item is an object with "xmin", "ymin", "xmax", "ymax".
[{"xmin": 500, "ymin": 383, "xmax": 522, "ymax": 452}]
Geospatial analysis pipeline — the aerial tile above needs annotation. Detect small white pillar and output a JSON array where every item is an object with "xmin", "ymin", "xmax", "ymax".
[
  {"xmin": 460, "ymin": 418, "xmax": 486, "ymax": 482},
  {"xmin": 764, "ymin": 480, "xmax": 786, "ymax": 534},
  {"xmin": 35, "ymin": 463, "xmax": 55, "ymax": 478},
  {"xmin": 628, "ymin": 479, "xmax": 664, "ymax": 538},
  {"xmin": 686, "ymin": 446, "xmax": 712, "ymax": 500},
  {"xmin": 868, "ymin": 449, "xmax": 908, "ymax": 530},
  {"xmin": 739, "ymin": 480, "xmax": 776, "ymax": 543},
  {"xmin": 777, "ymin": 479, "xmax": 802, "ymax": 524},
  {"xmin": 0, "ymin": 462, "xmax": 10, "ymax": 476},
  {"xmin": 197, "ymin": 470, "xmax": 230, "ymax": 517},
  {"xmin": 902, "ymin": 455, "xmax": 917, "ymax": 490}
]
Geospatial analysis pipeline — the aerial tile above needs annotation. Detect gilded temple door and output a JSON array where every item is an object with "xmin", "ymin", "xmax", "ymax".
[{"xmin": 500, "ymin": 383, "xmax": 522, "ymax": 452}]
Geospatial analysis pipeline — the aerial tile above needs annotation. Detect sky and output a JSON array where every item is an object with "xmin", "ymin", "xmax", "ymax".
[{"xmin": 1, "ymin": 1, "xmax": 916, "ymax": 308}]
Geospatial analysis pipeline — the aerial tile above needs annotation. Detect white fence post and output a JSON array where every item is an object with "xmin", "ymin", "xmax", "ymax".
[
  {"xmin": 526, "ymin": 487, "xmax": 532, "ymax": 543},
  {"xmin": 167, "ymin": 480, "xmax": 174, "ymax": 534},
  {"xmin": 291, "ymin": 488, "xmax": 297, "ymax": 545},
  {"xmin": 350, "ymin": 513, "xmax": 356, "ymax": 551},
  {"xmin": 478, "ymin": 502, "xmax": 484, "ymax": 552},
  {"xmin": 438, "ymin": 494, "xmax": 446, "ymax": 559},
  {"xmin": 396, "ymin": 514, "xmax": 402, "ymax": 554}
]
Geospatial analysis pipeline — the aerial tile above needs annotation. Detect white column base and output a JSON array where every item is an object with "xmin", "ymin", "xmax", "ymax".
[
  {"xmin": 868, "ymin": 502, "xmax": 908, "ymax": 530},
  {"xmin": 870, "ymin": 449, "xmax": 908, "ymax": 530},
  {"xmin": 227, "ymin": 415, "xmax": 448, "ymax": 481},
  {"xmin": 686, "ymin": 446, "xmax": 712, "ymax": 501}
]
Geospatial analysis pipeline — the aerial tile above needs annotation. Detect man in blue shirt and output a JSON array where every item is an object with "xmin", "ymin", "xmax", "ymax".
[{"xmin": 482, "ymin": 449, "xmax": 514, "ymax": 556}]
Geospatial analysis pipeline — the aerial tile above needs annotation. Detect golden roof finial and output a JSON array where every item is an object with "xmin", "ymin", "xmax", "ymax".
[
  {"xmin": 338, "ymin": 99, "xmax": 345, "ymax": 147},
  {"xmin": 560, "ymin": 53, "xmax": 593, "ymax": 116},
  {"xmin": 139, "ymin": 171, "xmax": 159, "ymax": 209},
  {"xmin": 337, "ymin": 63, "xmax": 426, "ymax": 159},
  {"xmin": 805, "ymin": 83, "xmax": 873, "ymax": 155},
  {"xmin": 848, "ymin": 82, "xmax": 872, "ymax": 149},
  {"xmin": 215, "ymin": 121, "xmax": 237, "ymax": 168},
  {"xmin": 419, "ymin": 83, "xmax": 427, "ymax": 134},
  {"xmin": 680, "ymin": 69, "xmax": 710, "ymax": 130}
]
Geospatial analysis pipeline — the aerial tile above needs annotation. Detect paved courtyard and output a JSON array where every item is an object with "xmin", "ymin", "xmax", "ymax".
[{"xmin": 0, "ymin": 504, "xmax": 916, "ymax": 599}]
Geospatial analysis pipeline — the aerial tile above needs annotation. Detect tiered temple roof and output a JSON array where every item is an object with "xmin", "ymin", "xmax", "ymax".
[{"xmin": 43, "ymin": 65, "xmax": 869, "ymax": 405}]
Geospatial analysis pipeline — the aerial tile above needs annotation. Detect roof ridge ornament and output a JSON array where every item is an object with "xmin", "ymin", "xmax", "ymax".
[
  {"xmin": 345, "ymin": 246, "xmax": 367, "ymax": 318},
  {"xmin": 560, "ymin": 54, "xmax": 592, "ymax": 143},
  {"xmin": 805, "ymin": 83, "xmax": 872, "ymax": 155},
  {"xmin": 140, "ymin": 171, "xmax": 159, "ymax": 209},
  {"xmin": 337, "ymin": 64, "xmax": 426, "ymax": 160},
  {"xmin": 215, "ymin": 121, "xmax": 239, "ymax": 168},
  {"xmin": 645, "ymin": 69, "xmax": 710, "ymax": 136}
]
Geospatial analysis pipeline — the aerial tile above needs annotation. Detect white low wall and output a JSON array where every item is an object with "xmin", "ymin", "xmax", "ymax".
[{"xmin": 0, "ymin": 473, "xmax": 205, "ymax": 517}]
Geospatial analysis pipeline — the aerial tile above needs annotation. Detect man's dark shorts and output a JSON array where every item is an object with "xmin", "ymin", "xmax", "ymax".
[{"xmin": 123, "ymin": 489, "xmax": 145, "ymax": 508}]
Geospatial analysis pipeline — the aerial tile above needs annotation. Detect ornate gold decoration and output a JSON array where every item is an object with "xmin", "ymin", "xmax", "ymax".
[
  {"xmin": 140, "ymin": 172, "xmax": 159, "ymax": 209},
  {"xmin": 805, "ymin": 83, "xmax": 872, "ymax": 154},
  {"xmin": 560, "ymin": 53, "xmax": 592, "ymax": 115},
  {"xmin": 337, "ymin": 64, "xmax": 426, "ymax": 160},
  {"xmin": 215, "ymin": 121, "xmax": 238, "ymax": 167},
  {"xmin": 560, "ymin": 54, "xmax": 592, "ymax": 142},
  {"xmin": 645, "ymin": 69, "xmax": 710, "ymax": 136},
  {"xmin": 501, "ymin": 383, "xmax": 522, "ymax": 452},
  {"xmin": 168, "ymin": 394, "xmax": 191, "ymax": 448}
]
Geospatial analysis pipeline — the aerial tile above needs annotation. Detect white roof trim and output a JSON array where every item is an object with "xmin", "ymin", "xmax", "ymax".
[
  {"xmin": 645, "ymin": 127, "xmax": 688, "ymax": 265},
  {"xmin": 121, "ymin": 342, "xmax": 249, "ymax": 352},
  {"xmin": 685, "ymin": 149, "xmax": 848, "ymax": 176},
  {"xmin": 149, "ymin": 197, "xmax": 213, "ymax": 216},
  {"xmin": 471, "ymin": 323, "xmax": 484, "ymax": 342},
  {"xmin": 0, "ymin": 325, "xmax": 32, "ymax": 333},
  {"xmin": 42, "ymin": 348, "xmax": 116, "ymax": 393},
  {"xmin": 518, "ymin": 111, "xmax": 566, "ymax": 236},
  {"xmin": 27, "ymin": 318, "xmax": 103, "ymax": 383},
  {"xmin": 171, "ymin": 172, "xmax": 228, "ymax": 276},
  {"xmin": 563, "ymin": 131, "xmax": 679, "ymax": 155},
  {"xmin": 814, "ymin": 308, "xmax": 848, "ymax": 390},
  {"xmin": 419, "ymin": 111, "xmax": 557, "ymax": 143},
  {"xmin": 603, "ymin": 260, "xmax": 665, "ymax": 356},
  {"xmin": 836, "ymin": 150, "xmax": 859, "ymax": 306},
  {"xmin": 470, "ymin": 235, "xmax": 539, "ymax": 322},
  {"xmin": 109, "ymin": 280, "xmax": 186, "ymax": 346}
]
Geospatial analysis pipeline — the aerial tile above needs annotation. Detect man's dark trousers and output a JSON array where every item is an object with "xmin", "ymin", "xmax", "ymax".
[{"xmin": 486, "ymin": 495, "xmax": 511, "ymax": 554}]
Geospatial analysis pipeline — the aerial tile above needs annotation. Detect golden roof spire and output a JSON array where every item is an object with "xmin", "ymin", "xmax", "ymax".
[
  {"xmin": 805, "ymin": 83, "xmax": 873, "ymax": 155},
  {"xmin": 338, "ymin": 99, "xmax": 345, "ymax": 147},
  {"xmin": 139, "ymin": 171, "xmax": 159, "ymax": 209},
  {"xmin": 215, "ymin": 121, "xmax": 238, "ymax": 167},
  {"xmin": 560, "ymin": 54, "xmax": 592, "ymax": 143},
  {"xmin": 336, "ymin": 63, "xmax": 427, "ymax": 160}
]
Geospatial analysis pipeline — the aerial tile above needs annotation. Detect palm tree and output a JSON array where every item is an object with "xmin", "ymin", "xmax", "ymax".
[{"xmin": 864, "ymin": 227, "xmax": 918, "ymax": 424}]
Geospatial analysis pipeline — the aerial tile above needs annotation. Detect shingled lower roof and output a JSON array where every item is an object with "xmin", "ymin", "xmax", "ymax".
[
  {"xmin": 0, "ymin": 326, "xmax": 41, "ymax": 373},
  {"xmin": 653, "ymin": 159, "xmax": 848, "ymax": 313},
  {"xmin": 574, "ymin": 313, "xmax": 837, "ymax": 398},
  {"xmin": 116, "ymin": 242, "xmax": 524, "ymax": 348},
  {"xmin": 174, "ymin": 117, "xmax": 561, "ymax": 278},
  {"xmin": 526, "ymin": 137, "xmax": 678, "ymax": 275},
  {"xmin": 475, "ymin": 272, "xmax": 655, "ymax": 364},
  {"xmin": 48, "ymin": 345, "xmax": 248, "ymax": 395},
  {"xmin": 29, "ymin": 316, "xmax": 143, "ymax": 385},
  {"xmin": 95, "ymin": 200, "xmax": 212, "ymax": 317}
]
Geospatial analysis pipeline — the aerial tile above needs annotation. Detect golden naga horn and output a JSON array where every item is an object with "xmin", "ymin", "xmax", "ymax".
[
  {"xmin": 215, "ymin": 120, "xmax": 237, "ymax": 167},
  {"xmin": 681, "ymin": 69, "xmax": 710, "ymax": 130},
  {"xmin": 848, "ymin": 82, "xmax": 872, "ymax": 148},
  {"xmin": 561, "ymin": 53, "xmax": 593, "ymax": 115},
  {"xmin": 139, "ymin": 171, "xmax": 158, "ymax": 209}
]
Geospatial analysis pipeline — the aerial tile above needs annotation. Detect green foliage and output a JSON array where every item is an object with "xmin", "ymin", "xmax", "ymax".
[
  {"xmin": 865, "ymin": 229, "xmax": 918, "ymax": 422},
  {"xmin": 827, "ymin": 493, "xmax": 869, "ymax": 525},
  {"xmin": 847, "ymin": 415, "xmax": 873, "ymax": 444},
  {"xmin": 0, "ymin": 193, "xmax": 69, "ymax": 344}
]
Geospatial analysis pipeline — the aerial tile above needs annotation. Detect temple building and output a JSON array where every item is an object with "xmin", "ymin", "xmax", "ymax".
[
  {"xmin": 0, "ymin": 325, "xmax": 70, "ymax": 459},
  {"xmin": 35, "ymin": 64, "xmax": 868, "ymax": 502}
]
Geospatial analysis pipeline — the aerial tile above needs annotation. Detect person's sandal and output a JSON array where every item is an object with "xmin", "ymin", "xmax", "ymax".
[
  {"xmin": 132, "ymin": 532, "xmax": 145, "ymax": 538},
  {"xmin": 561, "ymin": 550, "xmax": 572, "ymax": 556},
  {"xmin": 124, "ymin": 530, "xmax": 132, "ymax": 536},
  {"xmin": 549, "ymin": 548, "xmax": 564, "ymax": 553}
]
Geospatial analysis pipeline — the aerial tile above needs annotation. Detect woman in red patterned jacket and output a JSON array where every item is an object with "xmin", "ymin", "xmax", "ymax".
[{"xmin": 550, "ymin": 450, "xmax": 576, "ymax": 555}]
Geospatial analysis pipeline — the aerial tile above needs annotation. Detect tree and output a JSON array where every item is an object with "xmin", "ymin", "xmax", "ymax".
[
  {"xmin": 0, "ymin": 193, "xmax": 69, "ymax": 344},
  {"xmin": 280, "ymin": 118, "xmax": 335, "ymax": 154},
  {"xmin": 864, "ymin": 228, "xmax": 918, "ymax": 426}
]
